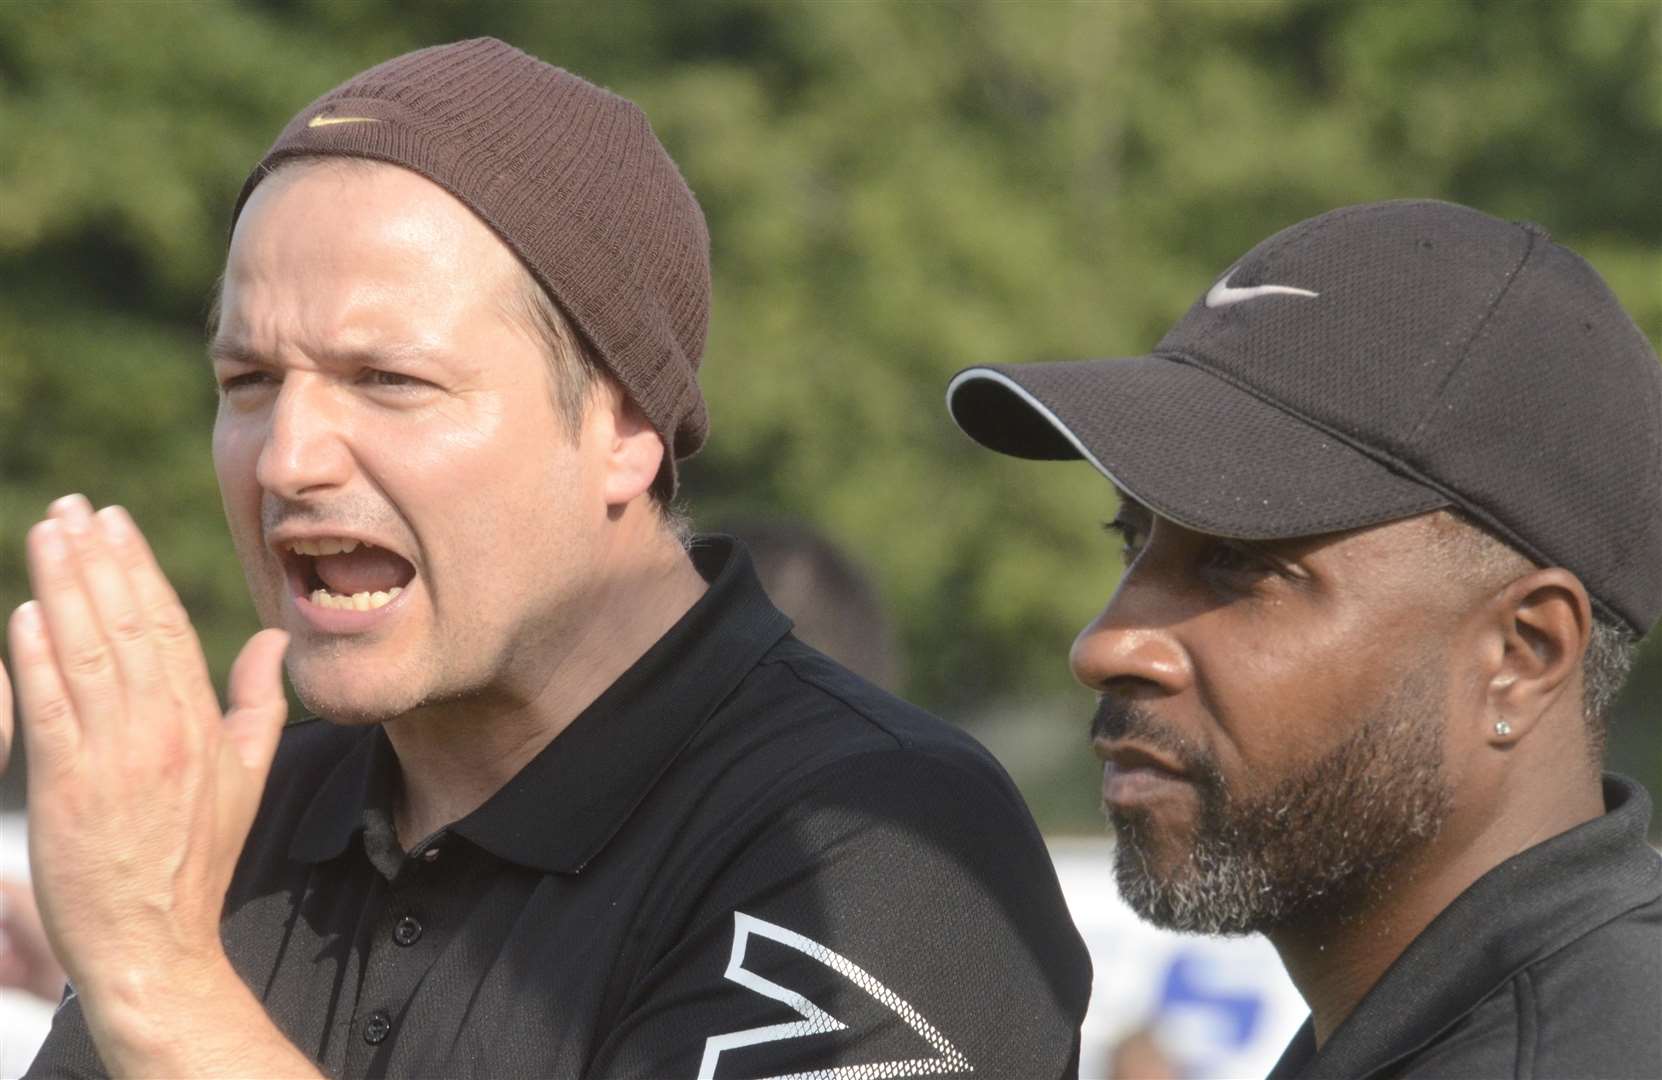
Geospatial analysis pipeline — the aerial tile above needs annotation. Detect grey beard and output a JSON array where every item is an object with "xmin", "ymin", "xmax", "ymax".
[{"xmin": 1108, "ymin": 668, "xmax": 1453, "ymax": 936}]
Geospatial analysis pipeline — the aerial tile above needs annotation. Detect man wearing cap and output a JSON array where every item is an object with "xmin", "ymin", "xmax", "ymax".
[
  {"xmin": 5, "ymin": 39, "xmax": 1089, "ymax": 1078},
  {"xmin": 948, "ymin": 200, "xmax": 1661, "ymax": 1078}
]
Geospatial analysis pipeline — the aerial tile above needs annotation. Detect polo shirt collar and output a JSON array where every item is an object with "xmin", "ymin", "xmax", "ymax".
[
  {"xmin": 1269, "ymin": 773, "xmax": 1661, "ymax": 1078},
  {"xmin": 289, "ymin": 536, "xmax": 792, "ymax": 874}
]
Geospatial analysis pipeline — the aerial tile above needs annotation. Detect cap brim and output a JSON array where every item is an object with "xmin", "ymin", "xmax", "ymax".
[{"xmin": 947, "ymin": 355, "xmax": 1448, "ymax": 539}]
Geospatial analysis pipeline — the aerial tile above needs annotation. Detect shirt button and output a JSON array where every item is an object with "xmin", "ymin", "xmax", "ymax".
[
  {"xmin": 363, "ymin": 1010, "xmax": 391, "ymax": 1045},
  {"xmin": 421, "ymin": 846, "xmax": 441, "ymax": 862},
  {"xmin": 393, "ymin": 915, "xmax": 423, "ymax": 947}
]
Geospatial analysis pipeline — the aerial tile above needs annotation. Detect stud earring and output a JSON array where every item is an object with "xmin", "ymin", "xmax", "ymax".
[{"xmin": 1494, "ymin": 720, "xmax": 1513, "ymax": 737}]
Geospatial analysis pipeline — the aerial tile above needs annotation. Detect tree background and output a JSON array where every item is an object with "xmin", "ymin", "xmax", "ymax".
[{"xmin": 2, "ymin": 0, "xmax": 1658, "ymax": 833}]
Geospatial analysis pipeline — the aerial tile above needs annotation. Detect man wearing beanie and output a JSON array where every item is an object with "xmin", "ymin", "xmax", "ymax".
[
  {"xmin": 947, "ymin": 199, "xmax": 1662, "ymax": 1078},
  {"xmin": 7, "ymin": 39, "xmax": 1089, "ymax": 1078}
]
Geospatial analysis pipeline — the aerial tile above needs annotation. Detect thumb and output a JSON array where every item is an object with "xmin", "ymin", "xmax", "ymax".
[
  {"xmin": 214, "ymin": 629, "xmax": 290, "ymax": 878},
  {"xmin": 222, "ymin": 628, "xmax": 290, "ymax": 775}
]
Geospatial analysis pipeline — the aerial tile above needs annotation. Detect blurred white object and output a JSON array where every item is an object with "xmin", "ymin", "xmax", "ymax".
[
  {"xmin": 1, "ymin": 813, "xmax": 54, "ymax": 1080},
  {"xmin": 1050, "ymin": 836, "xmax": 1308, "ymax": 1080}
]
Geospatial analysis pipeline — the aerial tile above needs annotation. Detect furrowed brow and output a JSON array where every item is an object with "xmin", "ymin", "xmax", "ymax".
[
  {"xmin": 207, "ymin": 338, "xmax": 267, "ymax": 368},
  {"xmin": 206, "ymin": 340, "xmax": 449, "ymax": 371},
  {"xmin": 323, "ymin": 341, "xmax": 449, "ymax": 370}
]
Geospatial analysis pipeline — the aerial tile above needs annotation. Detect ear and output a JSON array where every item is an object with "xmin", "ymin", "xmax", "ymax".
[
  {"xmin": 1483, "ymin": 568, "xmax": 1591, "ymax": 745},
  {"xmin": 593, "ymin": 383, "xmax": 666, "ymax": 509}
]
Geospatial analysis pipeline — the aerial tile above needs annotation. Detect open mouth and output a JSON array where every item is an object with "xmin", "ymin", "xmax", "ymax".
[{"xmin": 282, "ymin": 537, "xmax": 417, "ymax": 612}]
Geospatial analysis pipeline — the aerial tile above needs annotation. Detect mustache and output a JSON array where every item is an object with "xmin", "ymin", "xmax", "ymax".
[{"xmin": 261, "ymin": 494, "xmax": 396, "ymax": 539}]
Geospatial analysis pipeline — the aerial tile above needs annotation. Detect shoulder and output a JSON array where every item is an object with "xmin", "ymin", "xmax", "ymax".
[
  {"xmin": 673, "ymin": 635, "xmax": 1072, "ymax": 933},
  {"xmin": 602, "ymin": 642, "xmax": 1092, "ymax": 1078},
  {"xmin": 1524, "ymin": 890, "xmax": 1662, "ymax": 1077},
  {"xmin": 725, "ymin": 635, "xmax": 1021, "ymax": 781},
  {"xmin": 1398, "ymin": 893, "xmax": 1662, "ymax": 1079},
  {"xmin": 680, "ymin": 636, "xmax": 1045, "ymax": 845}
]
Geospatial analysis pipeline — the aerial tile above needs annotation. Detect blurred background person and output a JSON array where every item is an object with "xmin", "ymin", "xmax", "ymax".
[
  {"xmin": 713, "ymin": 518, "xmax": 901, "ymax": 690},
  {"xmin": 0, "ymin": 883, "xmax": 62, "ymax": 1006},
  {"xmin": 0, "ymin": 850, "xmax": 60, "ymax": 1076},
  {"xmin": 1104, "ymin": 1023, "xmax": 1179, "ymax": 1080}
]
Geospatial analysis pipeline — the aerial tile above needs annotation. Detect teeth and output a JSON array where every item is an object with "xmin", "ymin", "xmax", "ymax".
[
  {"xmin": 287, "ymin": 537, "xmax": 363, "ymax": 556},
  {"xmin": 307, "ymin": 586, "xmax": 402, "ymax": 611}
]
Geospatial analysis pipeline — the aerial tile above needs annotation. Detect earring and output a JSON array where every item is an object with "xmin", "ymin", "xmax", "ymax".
[{"xmin": 1494, "ymin": 720, "xmax": 1513, "ymax": 737}]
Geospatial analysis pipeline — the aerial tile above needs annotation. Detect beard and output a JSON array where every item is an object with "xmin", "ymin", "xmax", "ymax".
[{"xmin": 1096, "ymin": 665, "xmax": 1453, "ymax": 936}]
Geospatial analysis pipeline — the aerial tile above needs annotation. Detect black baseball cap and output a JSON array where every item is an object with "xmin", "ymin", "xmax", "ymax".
[{"xmin": 947, "ymin": 200, "xmax": 1662, "ymax": 635}]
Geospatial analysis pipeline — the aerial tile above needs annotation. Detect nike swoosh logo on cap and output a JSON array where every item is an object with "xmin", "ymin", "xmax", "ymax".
[
  {"xmin": 1204, "ymin": 273, "xmax": 1320, "ymax": 308},
  {"xmin": 307, "ymin": 114, "xmax": 380, "ymax": 128}
]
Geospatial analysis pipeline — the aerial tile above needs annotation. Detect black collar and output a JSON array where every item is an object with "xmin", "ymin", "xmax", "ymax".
[
  {"xmin": 289, "ymin": 536, "xmax": 792, "ymax": 874},
  {"xmin": 1269, "ymin": 773, "xmax": 1661, "ymax": 1079}
]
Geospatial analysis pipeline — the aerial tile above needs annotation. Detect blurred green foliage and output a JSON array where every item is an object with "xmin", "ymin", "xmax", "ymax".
[{"xmin": 2, "ymin": 0, "xmax": 1658, "ymax": 831}]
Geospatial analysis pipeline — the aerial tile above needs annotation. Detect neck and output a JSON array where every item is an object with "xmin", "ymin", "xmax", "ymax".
[
  {"xmin": 384, "ymin": 523, "xmax": 708, "ymax": 846},
  {"xmin": 1269, "ymin": 872, "xmax": 1436, "ymax": 1047},
  {"xmin": 1270, "ymin": 755, "xmax": 1604, "ymax": 1047}
]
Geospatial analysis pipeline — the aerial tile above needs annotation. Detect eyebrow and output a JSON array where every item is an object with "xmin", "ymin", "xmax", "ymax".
[
  {"xmin": 207, "ymin": 338, "xmax": 264, "ymax": 368},
  {"xmin": 207, "ymin": 338, "xmax": 450, "ymax": 371}
]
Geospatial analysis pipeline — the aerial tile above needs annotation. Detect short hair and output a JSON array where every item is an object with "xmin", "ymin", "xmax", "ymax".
[
  {"xmin": 503, "ymin": 267, "xmax": 691, "ymax": 537},
  {"xmin": 1427, "ymin": 510, "xmax": 1639, "ymax": 752},
  {"xmin": 498, "ymin": 262, "xmax": 602, "ymax": 442},
  {"xmin": 1582, "ymin": 617, "xmax": 1640, "ymax": 748}
]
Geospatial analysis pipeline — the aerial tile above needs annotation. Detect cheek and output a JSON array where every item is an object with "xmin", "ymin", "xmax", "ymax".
[
  {"xmin": 374, "ymin": 396, "xmax": 591, "ymax": 566},
  {"xmin": 1193, "ymin": 618, "xmax": 1369, "ymax": 773},
  {"xmin": 211, "ymin": 415, "xmax": 263, "ymax": 515},
  {"xmin": 417, "ymin": 393, "xmax": 507, "ymax": 457},
  {"xmin": 380, "ymin": 394, "xmax": 527, "ymax": 487}
]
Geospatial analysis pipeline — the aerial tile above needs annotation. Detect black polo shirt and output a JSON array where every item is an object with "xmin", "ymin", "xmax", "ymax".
[
  {"xmin": 28, "ymin": 537, "xmax": 1091, "ymax": 1079},
  {"xmin": 1269, "ymin": 773, "xmax": 1662, "ymax": 1079}
]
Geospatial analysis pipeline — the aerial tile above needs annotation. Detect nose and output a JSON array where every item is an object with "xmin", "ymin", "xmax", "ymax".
[
  {"xmin": 1069, "ymin": 585, "xmax": 1193, "ymax": 699},
  {"xmin": 255, "ymin": 375, "xmax": 353, "ymax": 499}
]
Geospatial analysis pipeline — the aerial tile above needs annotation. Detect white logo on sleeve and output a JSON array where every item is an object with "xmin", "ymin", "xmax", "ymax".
[
  {"xmin": 1204, "ymin": 272, "xmax": 1320, "ymax": 308},
  {"xmin": 54, "ymin": 982, "xmax": 77, "ymax": 1016},
  {"xmin": 697, "ymin": 911, "xmax": 973, "ymax": 1080}
]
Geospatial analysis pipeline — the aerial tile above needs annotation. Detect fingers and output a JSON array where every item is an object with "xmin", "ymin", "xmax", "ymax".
[
  {"xmin": 7, "ymin": 602, "xmax": 80, "ymax": 767},
  {"xmin": 23, "ymin": 496, "xmax": 221, "ymax": 750},
  {"xmin": 97, "ymin": 504, "xmax": 222, "ymax": 726},
  {"xmin": 24, "ymin": 518, "xmax": 123, "ymax": 730},
  {"xmin": 17, "ymin": 495, "xmax": 228, "ymax": 768},
  {"xmin": 54, "ymin": 499, "xmax": 169, "ymax": 707}
]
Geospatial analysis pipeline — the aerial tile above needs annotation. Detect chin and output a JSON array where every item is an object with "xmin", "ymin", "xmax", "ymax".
[
  {"xmin": 287, "ymin": 656, "xmax": 425, "ymax": 725},
  {"xmin": 1108, "ymin": 804, "xmax": 1194, "ymax": 863},
  {"xmin": 292, "ymin": 688, "xmax": 412, "ymax": 726}
]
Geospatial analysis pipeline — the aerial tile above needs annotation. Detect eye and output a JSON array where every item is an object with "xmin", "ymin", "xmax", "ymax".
[
  {"xmin": 219, "ymin": 371, "xmax": 275, "ymax": 393},
  {"xmin": 1101, "ymin": 518, "xmax": 1147, "ymax": 565},
  {"xmin": 1199, "ymin": 540, "xmax": 1273, "ymax": 579},
  {"xmin": 362, "ymin": 369, "xmax": 423, "ymax": 388}
]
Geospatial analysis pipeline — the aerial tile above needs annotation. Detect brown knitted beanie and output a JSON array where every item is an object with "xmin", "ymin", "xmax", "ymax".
[{"xmin": 231, "ymin": 38, "xmax": 711, "ymax": 495}]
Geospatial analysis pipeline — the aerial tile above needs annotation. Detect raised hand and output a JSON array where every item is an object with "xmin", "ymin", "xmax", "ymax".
[{"xmin": 3, "ymin": 494, "xmax": 288, "ymax": 1015}]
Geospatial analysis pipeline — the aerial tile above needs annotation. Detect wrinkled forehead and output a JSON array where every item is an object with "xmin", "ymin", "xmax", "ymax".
[{"xmin": 218, "ymin": 159, "xmax": 526, "ymax": 348}]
